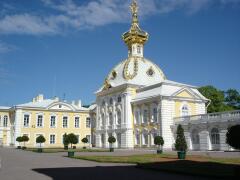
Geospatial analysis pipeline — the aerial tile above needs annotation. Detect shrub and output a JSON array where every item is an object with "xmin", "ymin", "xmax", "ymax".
[
  {"xmin": 16, "ymin": 136, "xmax": 23, "ymax": 146},
  {"xmin": 226, "ymin": 125, "xmax": 240, "ymax": 150},
  {"xmin": 63, "ymin": 133, "xmax": 69, "ymax": 148},
  {"xmin": 82, "ymin": 137, "xmax": 88, "ymax": 148},
  {"xmin": 175, "ymin": 125, "xmax": 187, "ymax": 152},
  {"xmin": 36, "ymin": 135, "xmax": 46, "ymax": 148},
  {"xmin": 108, "ymin": 136, "xmax": 116, "ymax": 148},
  {"xmin": 22, "ymin": 135, "xmax": 29, "ymax": 148},
  {"xmin": 154, "ymin": 136, "xmax": 164, "ymax": 150},
  {"xmin": 67, "ymin": 133, "xmax": 78, "ymax": 149}
]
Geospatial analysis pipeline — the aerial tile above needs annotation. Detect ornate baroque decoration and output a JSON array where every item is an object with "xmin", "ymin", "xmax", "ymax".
[
  {"xmin": 111, "ymin": 70, "xmax": 117, "ymax": 79},
  {"xmin": 146, "ymin": 66, "xmax": 155, "ymax": 77},
  {"xmin": 122, "ymin": 0, "xmax": 149, "ymax": 48},
  {"xmin": 123, "ymin": 57, "xmax": 139, "ymax": 80},
  {"xmin": 103, "ymin": 78, "xmax": 111, "ymax": 90}
]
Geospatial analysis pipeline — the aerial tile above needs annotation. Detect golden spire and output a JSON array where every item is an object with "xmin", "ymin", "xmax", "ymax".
[{"xmin": 122, "ymin": 0, "xmax": 149, "ymax": 49}]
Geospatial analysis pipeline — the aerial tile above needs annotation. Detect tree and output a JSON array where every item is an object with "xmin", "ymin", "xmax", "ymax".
[
  {"xmin": 63, "ymin": 133, "xmax": 69, "ymax": 148},
  {"xmin": 225, "ymin": 89, "xmax": 240, "ymax": 109},
  {"xmin": 154, "ymin": 136, "xmax": 164, "ymax": 151},
  {"xmin": 81, "ymin": 137, "xmax": 88, "ymax": 148},
  {"xmin": 108, "ymin": 136, "xmax": 116, "ymax": 150},
  {"xmin": 175, "ymin": 125, "xmax": 187, "ymax": 152},
  {"xmin": 226, "ymin": 125, "xmax": 240, "ymax": 150},
  {"xmin": 67, "ymin": 133, "xmax": 78, "ymax": 149},
  {"xmin": 22, "ymin": 135, "xmax": 29, "ymax": 147},
  {"xmin": 16, "ymin": 136, "xmax": 23, "ymax": 145},
  {"xmin": 36, "ymin": 135, "xmax": 46, "ymax": 148},
  {"xmin": 198, "ymin": 86, "xmax": 233, "ymax": 113}
]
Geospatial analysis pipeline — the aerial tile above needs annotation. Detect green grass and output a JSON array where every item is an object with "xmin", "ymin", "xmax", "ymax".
[
  {"xmin": 25, "ymin": 148, "xmax": 108, "ymax": 153},
  {"xmin": 73, "ymin": 154, "xmax": 240, "ymax": 178}
]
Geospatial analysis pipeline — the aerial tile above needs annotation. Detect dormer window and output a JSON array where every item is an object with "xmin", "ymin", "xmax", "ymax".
[
  {"xmin": 117, "ymin": 96, "xmax": 122, "ymax": 103},
  {"xmin": 59, "ymin": 105, "xmax": 62, "ymax": 108}
]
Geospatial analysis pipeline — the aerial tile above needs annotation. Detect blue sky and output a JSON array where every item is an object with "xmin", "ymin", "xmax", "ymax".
[{"xmin": 0, "ymin": 0, "xmax": 240, "ymax": 106}]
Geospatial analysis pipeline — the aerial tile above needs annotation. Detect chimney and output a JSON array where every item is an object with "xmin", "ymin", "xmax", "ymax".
[
  {"xmin": 53, "ymin": 96, "xmax": 59, "ymax": 101},
  {"xmin": 36, "ymin": 94, "xmax": 44, "ymax": 102},
  {"xmin": 75, "ymin": 100, "xmax": 82, "ymax": 108}
]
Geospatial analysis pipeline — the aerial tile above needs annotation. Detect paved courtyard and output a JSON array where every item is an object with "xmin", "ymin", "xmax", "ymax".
[{"xmin": 0, "ymin": 147, "xmax": 236, "ymax": 180}]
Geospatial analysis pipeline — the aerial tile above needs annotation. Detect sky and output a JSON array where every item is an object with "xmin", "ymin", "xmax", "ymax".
[{"xmin": 0, "ymin": 0, "xmax": 240, "ymax": 106}]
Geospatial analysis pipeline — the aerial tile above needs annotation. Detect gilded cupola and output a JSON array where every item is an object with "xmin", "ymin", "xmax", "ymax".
[{"xmin": 122, "ymin": 0, "xmax": 149, "ymax": 57}]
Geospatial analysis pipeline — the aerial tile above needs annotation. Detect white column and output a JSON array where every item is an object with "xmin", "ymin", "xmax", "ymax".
[
  {"xmin": 199, "ymin": 130, "xmax": 211, "ymax": 150},
  {"xmin": 161, "ymin": 99, "xmax": 175, "ymax": 149},
  {"xmin": 96, "ymin": 133, "xmax": 101, "ymax": 148},
  {"xmin": 14, "ymin": 109, "xmax": 22, "ymax": 146},
  {"xmin": 104, "ymin": 132, "xmax": 109, "ymax": 148},
  {"xmin": 184, "ymin": 131, "xmax": 192, "ymax": 150},
  {"xmin": 220, "ymin": 129, "xmax": 229, "ymax": 151}
]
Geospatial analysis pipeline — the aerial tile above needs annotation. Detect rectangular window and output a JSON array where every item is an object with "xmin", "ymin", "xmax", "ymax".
[
  {"xmin": 23, "ymin": 115, "xmax": 29, "ymax": 127},
  {"xmin": 50, "ymin": 134, "xmax": 55, "ymax": 144},
  {"xmin": 86, "ymin": 117, "xmax": 91, "ymax": 128},
  {"xmin": 63, "ymin": 117, "xmax": 68, "ymax": 128},
  {"xmin": 50, "ymin": 116, "xmax": 56, "ymax": 128},
  {"xmin": 3, "ymin": 116, "xmax": 8, "ymax": 127},
  {"xmin": 37, "ymin": 115, "xmax": 43, "ymax": 127},
  {"xmin": 75, "ymin": 117, "xmax": 80, "ymax": 128}
]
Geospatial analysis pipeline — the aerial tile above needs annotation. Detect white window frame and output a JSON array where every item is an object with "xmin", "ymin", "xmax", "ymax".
[
  {"xmin": 36, "ymin": 114, "xmax": 44, "ymax": 128},
  {"xmin": 3, "ymin": 115, "xmax": 8, "ymax": 127},
  {"xmin": 49, "ymin": 134, "xmax": 56, "ymax": 144},
  {"xmin": 23, "ymin": 114, "xmax": 30, "ymax": 128},
  {"xmin": 50, "ymin": 115, "xmax": 56, "ymax": 128},
  {"xmin": 86, "ymin": 117, "xmax": 91, "ymax": 128},
  {"xmin": 62, "ymin": 116, "xmax": 68, "ymax": 128},
  {"xmin": 75, "ymin": 116, "xmax": 80, "ymax": 128}
]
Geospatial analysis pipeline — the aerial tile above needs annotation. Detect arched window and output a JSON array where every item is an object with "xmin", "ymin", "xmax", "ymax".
[
  {"xmin": 117, "ymin": 111, "xmax": 121, "ymax": 125},
  {"xmin": 191, "ymin": 129, "xmax": 200, "ymax": 144},
  {"xmin": 135, "ymin": 131, "xmax": 140, "ymax": 145},
  {"xmin": 3, "ymin": 116, "xmax": 8, "ymax": 127},
  {"xmin": 102, "ymin": 101, "xmax": 105, "ymax": 106},
  {"xmin": 137, "ymin": 45, "xmax": 141, "ymax": 54},
  {"xmin": 143, "ymin": 109, "xmax": 148, "ymax": 123},
  {"xmin": 143, "ymin": 133, "xmax": 148, "ymax": 145},
  {"xmin": 135, "ymin": 110, "xmax": 141, "ymax": 124},
  {"xmin": 181, "ymin": 105, "xmax": 189, "ymax": 116},
  {"xmin": 109, "ymin": 113, "xmax": 113, "ymax": 126},
  {"xmin": 211, "ymin": 128, "xmax": 220, "ymax": 145}
]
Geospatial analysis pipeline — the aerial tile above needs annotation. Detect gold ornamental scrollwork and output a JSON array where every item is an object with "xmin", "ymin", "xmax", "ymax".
[{"xmin": 123, "ymin": 57, "xmax": 138, "ymax": 80}]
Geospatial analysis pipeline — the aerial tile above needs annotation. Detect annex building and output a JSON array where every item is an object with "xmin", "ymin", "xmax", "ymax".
[{"xmin": 0, "ymin": 0, "xmax": 239, "ymax": 151}]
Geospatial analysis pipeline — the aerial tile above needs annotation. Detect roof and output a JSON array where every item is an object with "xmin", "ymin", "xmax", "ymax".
[
  {"xmin": 132, "ymin": 80, "xmax": 208, "ymax": 102},
  {"xmin": 16, "ymin": 99, "xmax": 89, "ymax": 111},
  {"xmin": 0, "ymin": 106, "xmax": 11, "ymax": 110}
]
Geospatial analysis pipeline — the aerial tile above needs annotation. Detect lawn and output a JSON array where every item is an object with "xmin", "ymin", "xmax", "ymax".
[
  {"xmin": 25, "ymin": 148, "xmax": 108, "ymax": 153},
  {"xmin": 73, "ymin": 154, "xmax": 240, "ymax": 178}
]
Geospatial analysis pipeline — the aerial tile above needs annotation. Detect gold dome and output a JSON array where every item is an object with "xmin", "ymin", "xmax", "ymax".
[{"xmin": 122, "ymin": 0, "xmax": 149, "ymax": 48}]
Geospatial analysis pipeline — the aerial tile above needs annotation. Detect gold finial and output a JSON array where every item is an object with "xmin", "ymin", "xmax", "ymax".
[{"xmin": 130, "ymin": 0, "xmax": 139, "ymax": 25}]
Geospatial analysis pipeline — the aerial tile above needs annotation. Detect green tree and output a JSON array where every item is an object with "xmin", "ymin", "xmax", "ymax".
[
  {"xmin": 36, "ymin": 135, "xmax": 46, "ymax": 148},
  {"xmin": 81, "ymin": 137, "xmax": 88, "ymax": 148},
  {"xmin": 175, "ymin": 125, "xmax": 187, "ymax": 152},
  {"xmin": 154, "ymin": 136, "xmax": 164, "ymax": 151},
  {"xmin": 199, "ymin": 86, "xmax": 233, "ymax": 113},
  {"xmin": 16, "ymin": 136, "xmax": 23, "ymax": 147},
  {"xmin": 108, "ymin": 136, "xmax": 116, "ymax": 149},
  {"xmin": 225, "ymin": 89, "xmax": 240, "ymax": 109},
  {"xmin": 22, "ymin": 135, "xmax": 29, "ymax": 147},
  {"xmin": 63, "ymin": 133, "xmax": 70, "ymax": 147},
  {"xmin": 67, "ymin": 133, "xmax": 78, "ymax": 148},
  {"xmin": 226, "ymin": 125, "xmax": 240, "ymax": 150}
]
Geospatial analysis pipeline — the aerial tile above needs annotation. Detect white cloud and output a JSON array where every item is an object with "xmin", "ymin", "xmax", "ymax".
[{"xmin": 0, "ymin": 0, "xmax": 239, "ymax": 35}]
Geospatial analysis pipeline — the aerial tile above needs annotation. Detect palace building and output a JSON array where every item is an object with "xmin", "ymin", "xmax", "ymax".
[
  {"xmin": 0, "ymin": 94, "xmax": 93, "ymax": 148},
  {"xmin": 0, "ymin": 0, "xmax": 239, "ymax": 150}
]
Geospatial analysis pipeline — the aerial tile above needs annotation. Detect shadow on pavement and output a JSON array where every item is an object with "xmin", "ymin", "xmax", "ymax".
[{"xmin": 32, "ymin": 165, "xmax": 219, "ymax": 180}]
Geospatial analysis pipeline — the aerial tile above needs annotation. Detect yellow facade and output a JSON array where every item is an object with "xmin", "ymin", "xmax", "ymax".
[
  {"xmin": 20, "ymin": 109, "xmax": 91, "ymax": 148},
  {"xmin": 0, "ymin": 110, "xmax": 11, "ymax": 146}
]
